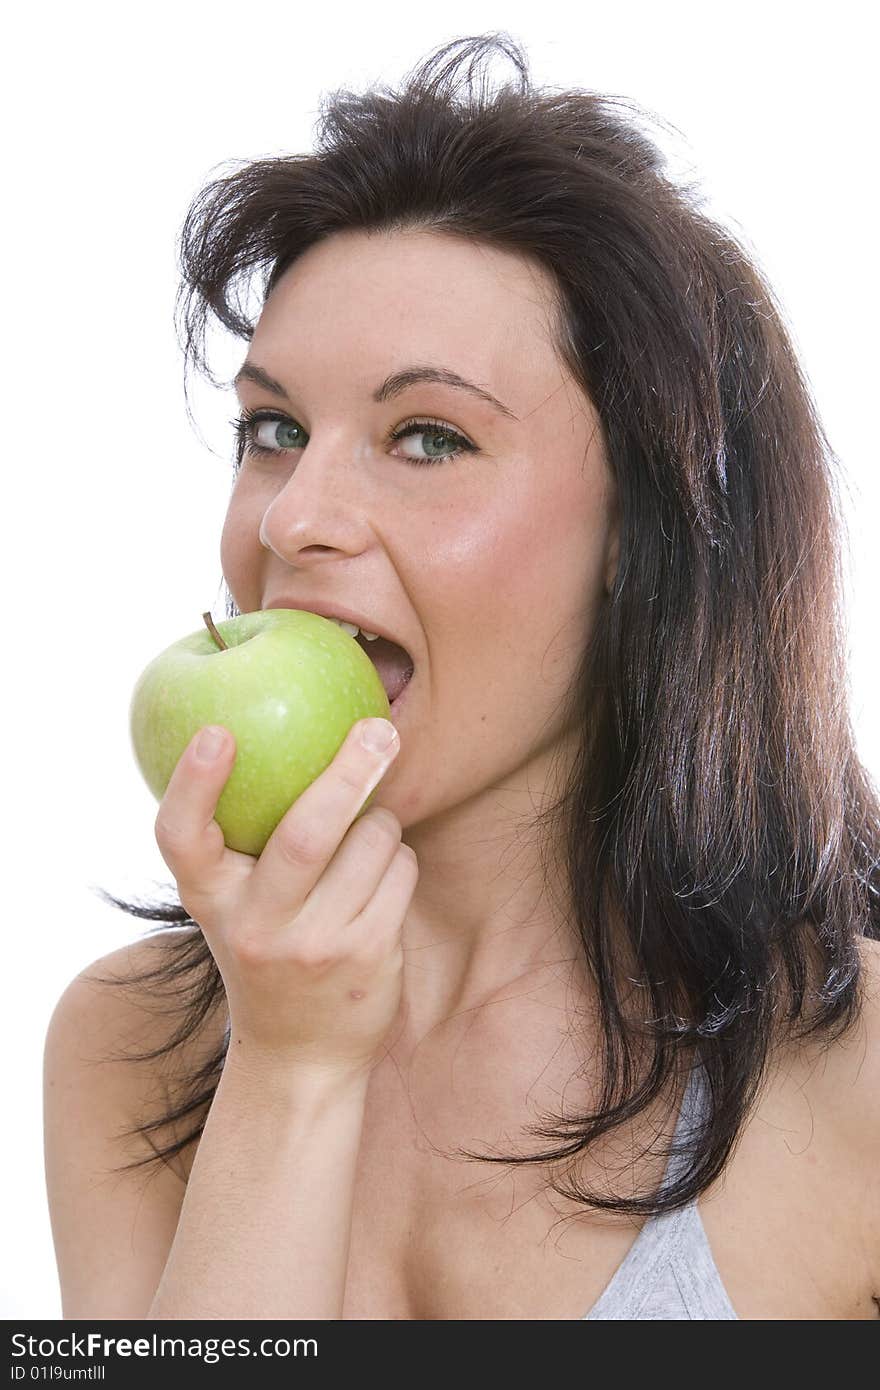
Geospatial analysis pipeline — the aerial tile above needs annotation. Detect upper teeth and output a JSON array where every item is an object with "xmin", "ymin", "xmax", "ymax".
[{"xmin": 328, "ymin": 617, "xmax": 380, "ymax": 641}]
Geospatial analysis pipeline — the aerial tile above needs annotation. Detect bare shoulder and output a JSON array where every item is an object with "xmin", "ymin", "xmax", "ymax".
[
  {"xmin": 701, "ymin": 934, "xmax": 880, "ymax": 1318},
  {"xmin": 43, "ymin": 929, "xmax": 228, "ymax": 1317},
  {"xmin": 802, "ymin": 935, "xmax": 880, "ymax": 1290},
  {"xmin": 48, "ymin": 928, "xmax": 228, "ymax": 1181},
  {"xmin": 783, "ymin": 935, "xmax": 880, "ymax": 1138},
  {"xmin": 819, "ymin": 935, "xmax": 880, "ymax": 1128}
]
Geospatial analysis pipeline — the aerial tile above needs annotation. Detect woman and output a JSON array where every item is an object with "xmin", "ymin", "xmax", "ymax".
[{"xmin": 44, "ymin": 33, "xmax": 880, "ymax": 1320}]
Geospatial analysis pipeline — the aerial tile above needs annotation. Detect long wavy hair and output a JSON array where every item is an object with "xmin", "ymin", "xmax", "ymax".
[{"xmin": 91, "ymin": 31, "xmax": 880, "ymax": 1216}]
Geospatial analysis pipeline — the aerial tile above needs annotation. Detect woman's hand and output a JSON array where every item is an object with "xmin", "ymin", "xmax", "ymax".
[{"xmin": 153, "ymin": 717, "xmax": 416, "ymax": 1082}]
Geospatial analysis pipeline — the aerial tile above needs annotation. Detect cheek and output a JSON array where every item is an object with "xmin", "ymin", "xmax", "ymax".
[
  {"xmin": 458, "ymin": 475, "xmax": 606, "ymax": 696},
  {"xmin": 482, "ymin": 472, "xmax": 603, "ymax": 618},
  {"xmin": 220, "ymin": 494, "xmax": 263, "ymax": 609}
]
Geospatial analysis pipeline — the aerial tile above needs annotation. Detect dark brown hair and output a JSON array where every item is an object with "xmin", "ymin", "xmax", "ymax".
[{"xmin": 91, "ymin": 31, "xmax": 880, "ymax": 1215}]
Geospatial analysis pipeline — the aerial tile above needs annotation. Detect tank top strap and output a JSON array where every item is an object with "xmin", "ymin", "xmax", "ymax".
[{"xmin": 658, "ymin": 1052, "xmax": 708, "ymax": 1196}]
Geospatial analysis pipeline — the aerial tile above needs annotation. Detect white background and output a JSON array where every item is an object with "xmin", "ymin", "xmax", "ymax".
[{"xmin": 2, "ymin": 0, "xmax": 876, "ymax": 1319}]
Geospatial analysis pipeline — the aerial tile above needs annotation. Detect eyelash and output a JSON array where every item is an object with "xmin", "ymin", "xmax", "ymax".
[{"xmin": 230, "ymin": 406, "xmax": 477, "ymax": 468}]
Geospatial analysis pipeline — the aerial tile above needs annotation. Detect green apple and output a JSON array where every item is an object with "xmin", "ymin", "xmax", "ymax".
[{"xmin": 130, "ymin": 609, "xmax": 392, "ymax": 857}]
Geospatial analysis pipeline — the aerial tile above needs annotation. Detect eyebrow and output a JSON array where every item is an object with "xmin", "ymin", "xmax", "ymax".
[{"xmin": 233, "ymin": 360, "xmax": 519, "ymax": 421}]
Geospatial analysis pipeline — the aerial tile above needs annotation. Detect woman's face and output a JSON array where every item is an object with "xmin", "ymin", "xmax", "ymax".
[{"xmin": 221, "ymin": 228, "xmax": 618, "ymax": 829}]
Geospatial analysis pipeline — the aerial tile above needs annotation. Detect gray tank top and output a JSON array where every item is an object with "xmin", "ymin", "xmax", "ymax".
[{"xmin": 583, "ymin": 1060, "xmax": 739, "ymax": 1319}]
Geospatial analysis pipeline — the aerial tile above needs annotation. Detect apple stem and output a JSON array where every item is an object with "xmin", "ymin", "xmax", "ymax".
[{"xmin": 202, "ymin": 611, "xmax": 229, "ymax": 651}]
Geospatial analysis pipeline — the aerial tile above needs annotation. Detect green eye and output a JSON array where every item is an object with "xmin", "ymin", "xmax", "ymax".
[
  {"xmin": 232, "ymin": 408, "xmax": 307, "ymax": 461},
  {"xmin": 232, "ymin": 408, "xmax": 477, "ymax": 468},
  {"xmin": 266, "ymin": 420, "xmax": 305, "ymax": 450},
  {"xmin": 388, "ymin": 419, "xmax": 475, "ymax": 465},
  {"xmin": 253, "ymin": 417, "xmax": 306, "ymax": 451}
]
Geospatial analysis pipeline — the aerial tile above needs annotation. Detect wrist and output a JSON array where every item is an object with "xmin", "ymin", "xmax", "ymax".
[{"xmin": 220, "ymin": 1041, "xmax": 373, "ymax": 1105}]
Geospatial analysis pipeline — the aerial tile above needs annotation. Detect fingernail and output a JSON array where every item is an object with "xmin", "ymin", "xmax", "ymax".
[
  {"xmin": 360, "ymin": 718, "xmax": 398, "ymax": 755},
  {"xmin": 195, "ymin": 726, "xmax": 227, "ymax": 761}
]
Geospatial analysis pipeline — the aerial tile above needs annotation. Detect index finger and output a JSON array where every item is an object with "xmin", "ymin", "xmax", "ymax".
[
  {"xmin": 153, "ymin": 724, "xmax": 252, "ymax": 893},
  {"xmin": 245, "ymin": 716, "xmax": 400, "ymax": 924}
]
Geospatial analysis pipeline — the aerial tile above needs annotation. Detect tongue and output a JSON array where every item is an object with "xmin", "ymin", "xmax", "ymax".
[{"xmin": 357, "ymin": 634, "xmax": 414, "ymax": 703}]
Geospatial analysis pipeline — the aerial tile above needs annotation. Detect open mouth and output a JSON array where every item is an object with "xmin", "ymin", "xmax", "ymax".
[
  {"xmin": 264, "ymin": 605, "xmax": 415, "ymax": 706},
  {"xmin": 389, "ymin": 667, "xmax": 414, "ymax": 708},
  {"xmin": 353, "ymin": 631, "xmax": 414, "ymax": 705},
  {"xmin": 388, "ymin": 669, "xmax": 414, "ymax": 712}
]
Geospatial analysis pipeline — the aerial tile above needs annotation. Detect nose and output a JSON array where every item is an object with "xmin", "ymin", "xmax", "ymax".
[{"xmin": 257, "ymin": 437, "xmax": 372, "ymax": 565}]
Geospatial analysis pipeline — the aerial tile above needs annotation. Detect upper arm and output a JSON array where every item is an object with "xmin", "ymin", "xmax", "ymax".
[
  {"xmin": 43, "ymin": 934, "xmax": 221, "ymax": 1320},
  {"xmin": 843, "ymin": 936, "xmax": 880, "ymax": 1306}
]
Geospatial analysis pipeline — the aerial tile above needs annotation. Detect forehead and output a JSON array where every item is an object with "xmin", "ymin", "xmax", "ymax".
[{"xmin": 252, "ymin": 228, "xmax": 565, "ymax": 395}]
